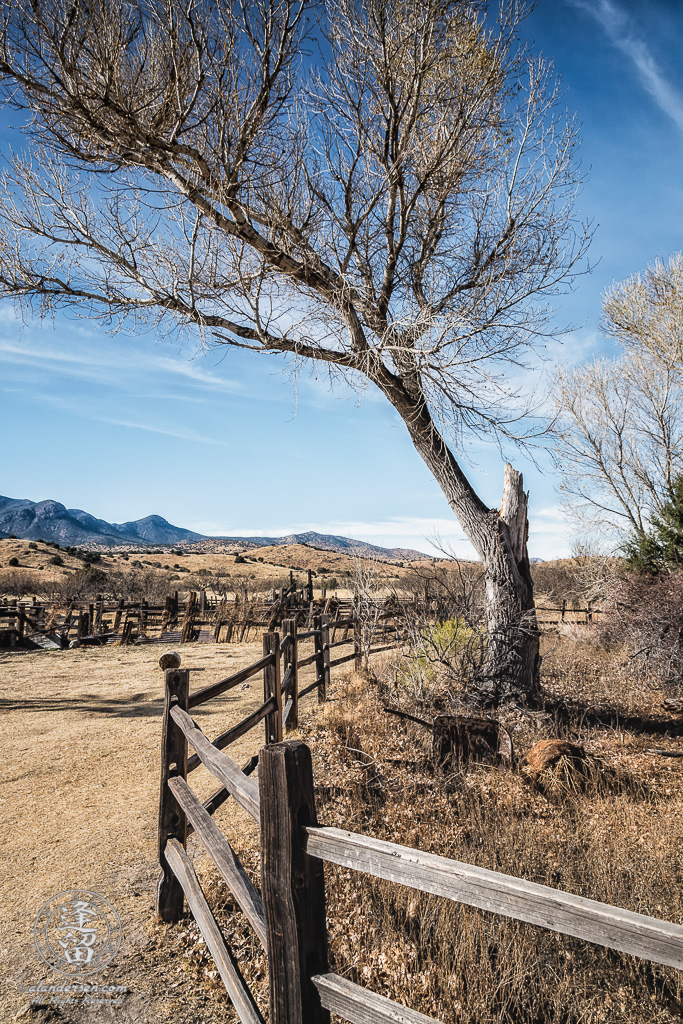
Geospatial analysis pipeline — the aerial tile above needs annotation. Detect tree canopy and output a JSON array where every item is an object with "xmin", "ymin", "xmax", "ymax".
[{"xmin": 0, "ymin": 0, "xmax": 589, "ymax": 446}]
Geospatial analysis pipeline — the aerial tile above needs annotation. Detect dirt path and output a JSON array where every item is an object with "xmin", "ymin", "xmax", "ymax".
[{"xmin": 0, "ymin": 641, "xmax": 304, "ymax": 1023}]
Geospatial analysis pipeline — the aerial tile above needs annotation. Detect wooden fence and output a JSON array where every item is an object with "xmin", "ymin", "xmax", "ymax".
[
  {"xmin": 0, "ymin": 576, "xmax": 605, "ymax": 651},
  {"xmin": 0, "ymin": 571, "xmax": 364, "ymax": 649},
  {"xmin": 536, "ymin": 599, "xmax": 604, "ymax": 626},
  {"xmin": 156, "ymin": 623, "xmax": 683, "ymax": 1024}
]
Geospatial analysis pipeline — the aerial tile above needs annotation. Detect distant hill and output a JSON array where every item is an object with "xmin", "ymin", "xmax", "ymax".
[
  {"xmin": 0, "ymin": 496, "xmax": 204, "ymax": 547},
  {"xmin": 236, "ymin": 531, "xmax": 425, "ymax": 562},
  {"xmin": 0, "ymin": 495, "xmax": 425, "ymax": 561}
]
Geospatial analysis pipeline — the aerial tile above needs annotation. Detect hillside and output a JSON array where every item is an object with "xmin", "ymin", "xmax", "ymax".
[
  {"xmin": 0, "ymin": 494, "xmax": 425, "ymax": 561},
  {"xmin": 0, "ymin": 496, "xmax": 204, "ymax": 547}
]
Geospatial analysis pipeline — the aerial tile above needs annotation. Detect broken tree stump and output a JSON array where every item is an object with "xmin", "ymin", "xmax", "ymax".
[{"xmin": 432, "ymin": 715, "xmax": 513, "ymax": 770}]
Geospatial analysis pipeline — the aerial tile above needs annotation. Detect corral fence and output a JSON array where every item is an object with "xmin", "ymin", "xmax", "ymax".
[
  {"xmin": 156, "ymin": 623, "xmax": 683, "ymax": 1024},
  {"xmin": 0, "ymin": 569, "xmax": 410, "ymax": 649},
  {"xmin": 535, "ymin": 599, "xmax": 604, "ymax": 626},
  {"xmin": 0, "ymin": 568, "xmax": 604, "ymax": 650}
]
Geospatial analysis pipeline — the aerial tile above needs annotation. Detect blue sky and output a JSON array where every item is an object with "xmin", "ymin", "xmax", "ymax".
[{"xmin": 2, "ymin": 0, "xmax": 683, "ymax": 559}]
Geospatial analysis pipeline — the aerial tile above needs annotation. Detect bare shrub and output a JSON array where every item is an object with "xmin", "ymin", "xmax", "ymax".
[
  {"xmin": 599, "ymin": 570, "xmax": 683, "ymax": 693},
  {"xmin": 400, "ymin": 559, "xmax": 485, "ymax": 625},
  {"xmin": 350, "ymin": 555, "xmax": 392, "ymax": 668},
  {"xmin": 0, "ymin": 568, "xmax": 43, "ymax": 599}
]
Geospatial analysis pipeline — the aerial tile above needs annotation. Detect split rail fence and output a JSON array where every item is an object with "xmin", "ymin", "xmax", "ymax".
[{"xmin": 156, "ymin": 622, "xmax": 683, "ymax": 1024}]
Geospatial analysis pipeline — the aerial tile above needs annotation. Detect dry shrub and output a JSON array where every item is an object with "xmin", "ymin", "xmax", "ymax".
[
  {"xmin": 0, "ymin": 567, "xmax": 43, "ymax": 598},
  {"xmin": 599, "ymin": 571, "xmax": 683, "ymax": 694},
  {"xmin": 540, "ymin": 632, "xmax": 656, "ymax": 717},
  {"xmin": 531, "ymin": 555, "xmax": 619, "ymax": 607}
]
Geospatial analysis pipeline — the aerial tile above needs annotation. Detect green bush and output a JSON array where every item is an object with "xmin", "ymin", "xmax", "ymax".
[
  {"xmin": 426, "ymin": 617, "xmax": 479, "ymax": 654},
  {"xmin": 49, "ymin": 554, "xmax": 63, "ymax": 565},
  {"xmin": 624, "ymin": 476, "xmax": 683, "ymax": 573},
  {"xmin": 8, "ymin": 556, "xmax": 19, "ymax": 567},
  {"xmin": 396, "ymin": 617, "xmax": 483, "ymax": 698}
]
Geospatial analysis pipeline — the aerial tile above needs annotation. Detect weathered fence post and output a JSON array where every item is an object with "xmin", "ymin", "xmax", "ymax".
[
  {"xmin": 77, "ymin": 609, "xmax": 89, "ymax": 639},
  {"xmin": 260, "ymin": 741, "xmax": 330, "ymax": 1024},
  {"xmin": 263, "ymin": 632, "xmax": 283, "ymax": 744},
  {"xmin": 156, "ymin": 667, "xmax": 190, "ymax": 922},
  {"xmin": 307, "ymin": 569, "xmax": 314, "ymax": 604},
  {"xmin": 353, "ymin": 607, "xmax": 362, "ymax": 671},
  {"xmin": 320, "ymin": 615, "xmax": 330, "ymax": 702},
  {"xmin": 282, "ymin": 618, "xmax": 299, "ymax": 732},
  {"xmin": 181, "ymin": 592, "xmax": 197, "ymax": 643},
  {"xmin": 313, "ymin": 615, "xmax": 330, "ymax": 702},
  {"xmin": 113, "ymin": 598, "xmax": 124, "ymax": 633}
]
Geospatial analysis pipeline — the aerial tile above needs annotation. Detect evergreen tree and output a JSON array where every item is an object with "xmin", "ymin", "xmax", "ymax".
[{"xmin": 623, "ymin": 475, "xmax": 683, "ymax": 572}]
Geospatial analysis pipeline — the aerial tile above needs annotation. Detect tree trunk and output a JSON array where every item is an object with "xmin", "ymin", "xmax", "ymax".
[
  {"xmin": 379, "ymin": 382, "xmax": 541, "ymax": 706},
  {"xmin": 477, "ymin": 465, "xmax": 541, "ymax": 705}
]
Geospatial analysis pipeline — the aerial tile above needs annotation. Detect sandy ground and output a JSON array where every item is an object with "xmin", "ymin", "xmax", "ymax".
[{"xmin": 0, "ymin": 640, "xmax": 319, "ymax": 1023}]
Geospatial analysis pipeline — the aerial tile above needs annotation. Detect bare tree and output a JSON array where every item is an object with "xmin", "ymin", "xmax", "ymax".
[
  {"xmin": 349, "ymin": 551, "xmax": 388, "ymax": 667},
  {"xmin": 0, "ymin": 0, "xmax": 590, "ymax": 704},
  {"xmin": 603, "ymin": 252, "xmax": 683, "ymax": 364},
  {"xmin": 553, "ymin": 255, "xmax": 683, "ymax": 540}
]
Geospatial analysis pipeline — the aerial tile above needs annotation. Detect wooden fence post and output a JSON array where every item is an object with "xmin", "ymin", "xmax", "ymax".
[
  {"xmin": 282, "ymin": 618, "xmax": 299, "ymax": 732},
  {"xmin": 260, "ymin": 741, "xmax": 330, "ymax": 1024},
  {"xmin": 113, "ymin": 598, "xmax": 124, "ymax": 633},
  {"xmin": 320, "ymin": 615, "xmax": 330, "ymax": 702},
  {"xmin": 78, "ymin": 609, "xmax": 90, "ymax": 639},
  {"xmin": 156, "ymin": 667, "xmax": 190, "ymax": 922},
  {"xmin": 313, "ymin": 615, "xmax": 330, "ymax": 702},
  {"xmin": 307, "ymin": 569, "xmax": 314, "ymax": 604},
  {"xmin": 263, "ymin": 632, "xmax": 283, "ymax": 744},
  {"xmin": 353, "ymin": 608, "xmax": 362, "ymax": 671}
]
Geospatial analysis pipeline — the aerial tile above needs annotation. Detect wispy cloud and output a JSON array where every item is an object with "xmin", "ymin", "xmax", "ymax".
[
  {"xmin": 188, "ymin": 510, "xmax": 575, "ymax": 560},
  {"xmin": 0, "ymin": 336, "xmax": 242, "ymax": 394},
  {"xmin": 567, "ymin": 0, "xmax": 683, "ymax": 132},
  {"xmin": 16, "ymin": 390, "xmax": 229, "ymax": 447},
  {"xmin": 96, "ymin": 416, "xmax": 228, "ymax": 446}
]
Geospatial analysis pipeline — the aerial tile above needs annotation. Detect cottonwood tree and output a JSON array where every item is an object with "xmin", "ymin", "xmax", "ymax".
[
  {"xmin": 553, "ymin": 254, "xmax": 683, "ymax": 542},
  {"xmin": 0, "ymin": 0, "xmax": 590, "ymax": 704}
]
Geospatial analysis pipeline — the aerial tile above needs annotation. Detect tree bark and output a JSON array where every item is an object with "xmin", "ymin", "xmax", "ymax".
[
  {"xmin": 478, "ymin": 464, "xmax": 541, "ymax": 705},
  {"xmin": 378, "ymin": 380, "xmax": 541, "ymax": 706}
]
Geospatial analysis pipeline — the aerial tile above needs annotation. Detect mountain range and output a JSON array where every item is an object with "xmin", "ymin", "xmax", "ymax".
[{"xmin": 0, "ymin": 495, "xmax": 426, "ymax": 561}]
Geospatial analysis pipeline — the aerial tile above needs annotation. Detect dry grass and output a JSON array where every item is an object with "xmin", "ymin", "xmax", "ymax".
[
  {"xmin": 200, "ymin": 637, "xmax": 683, "ymax": 1024},
  {"xmin": 0, "ymin": 639, "xmax": 286, "ymax": 1023},
  {"xmin": 0, "ymin": 536, "xmax": 401, "ymax": 602}
]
